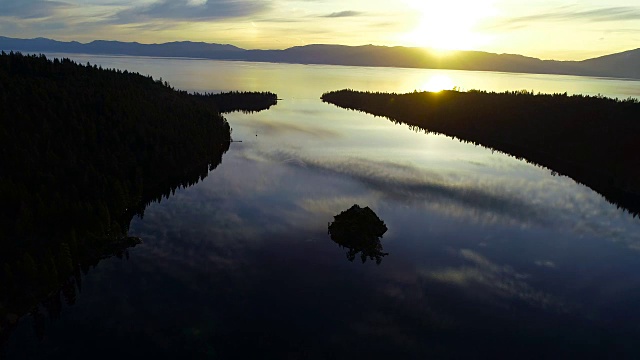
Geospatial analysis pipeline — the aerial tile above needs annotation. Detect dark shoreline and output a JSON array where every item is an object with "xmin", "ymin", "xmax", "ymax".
[
  {"xmin": 0, "ymin": 52, "xmax": 277, "ymax": 347},
  {"xmin": 322, "ymin": 89, "xmax": 640, "ymax": 216}
]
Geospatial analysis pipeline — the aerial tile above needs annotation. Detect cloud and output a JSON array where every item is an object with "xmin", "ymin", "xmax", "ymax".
[
  {"xmin": 113, "ymin": 0, "xmax": 271, "ymax": 23},
  {"xmin": 250, "ymin": 118, "xmax": 341, "ymax": 138},
  {"xmin": 534, "ymin": 260, "xmax": 556, "ymax": 268},
  {"xmin": 526, "ymin": 6, "xmax": 640, "ymax": 22},
  {"xmin": 425, "ymin": 249, "xmax": 566, "ymax": 311},
  {"xmin": 229, "ymin": 142, "xmax": 640, "ymax": 248},
  {"xmin": 320, "ymin": 11, "xmax": 363, "ymax": 18},
  {"xmin": 263, "ymin": 150, "xmax": 548, "ymax": 225},
  {"xmin": 0, "ymin": 0, "xmax": 71, "ymax": 19},
  {"xmin": 298, "ymin": 196, "xmax": 377, "ymax": 220},
  {"xmin": 492, "ymin": 6, "xmax": 640, "ymax": 30}
]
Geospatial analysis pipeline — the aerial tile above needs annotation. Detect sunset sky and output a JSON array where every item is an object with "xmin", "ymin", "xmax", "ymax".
[{"xmin": 0, "ymin": 0, "xmax": 638, "ymax": 60}]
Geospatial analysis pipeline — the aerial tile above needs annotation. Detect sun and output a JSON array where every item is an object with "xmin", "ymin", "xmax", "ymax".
[
  {"xmin": 421, "ymin": 74, "xmax": 455, "ymax": 92},
  {"xmin": 400, "ymin": 0, "xmax": 496, "ymax": 51}
]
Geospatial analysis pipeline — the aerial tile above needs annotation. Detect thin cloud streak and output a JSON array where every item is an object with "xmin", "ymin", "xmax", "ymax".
[
  {"xmin": 0, "ymin": 0, "xmax": 72, "ymax": 19},
  {"xmin": 320, "ymin": 10, "xmax": 363, "ymax": 18},
  {"xmin": 112, "ymin": 0, "xmax": 271, "ymax": 23},
  {"xmin": 263, "ymin": 150, "xmax": 548, "ymax": 226},
  {"xmin": 425, "ymin": 249, "xmax": 567, "ymax": 312},
  {"xmin": 491, "ymin": 6, "xmax": 640, "ymax": 30}
]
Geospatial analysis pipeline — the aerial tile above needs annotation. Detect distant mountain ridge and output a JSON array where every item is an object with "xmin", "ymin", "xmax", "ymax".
[
  {"xmin": 1, "ymin": 36, "xmax": 638, "ymax": 80},
  {"xmin": 0, "ymin": 36, "xmax": 244, "ymax": 59}
]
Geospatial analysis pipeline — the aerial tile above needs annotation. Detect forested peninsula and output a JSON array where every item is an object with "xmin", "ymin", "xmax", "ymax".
[
  {"xmin": 322, "ymin": 89, "xmax": 640, "ymax": 215},
  {"xmin": 0, "ymin": 52, "xmax": 276, "ymax": 343}
]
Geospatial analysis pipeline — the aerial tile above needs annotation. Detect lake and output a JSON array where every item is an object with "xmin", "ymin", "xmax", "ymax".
[{"xmin": 4, "ymin": 55, "xmax": 640, "ymax": 359}]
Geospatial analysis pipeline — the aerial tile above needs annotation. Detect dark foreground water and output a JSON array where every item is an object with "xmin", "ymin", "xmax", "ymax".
[{"xmin": 4, "ymin": 56, "xmax": 640, "ymax": 359}]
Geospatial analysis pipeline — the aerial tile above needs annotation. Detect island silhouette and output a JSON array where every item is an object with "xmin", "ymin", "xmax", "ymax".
[{"xmin": 328, "ymin": 205, "xmax": 389, "ymax": 264}]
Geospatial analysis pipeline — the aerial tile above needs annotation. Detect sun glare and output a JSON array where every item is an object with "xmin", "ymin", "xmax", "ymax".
[
  {"xmin": 421, "ymin": 74, "xmax": 455, "ymax": 92},
  {"xmin": 400, "ymin": 0, "xmax": 496, "ymax": 51}
]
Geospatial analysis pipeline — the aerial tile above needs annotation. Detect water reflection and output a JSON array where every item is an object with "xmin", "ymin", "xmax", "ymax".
[
  {"xmin": 0, "ymin": 238, "xmax": 141, "ymax": 347},
  {"xmin": 40, "ymin": 54, "xmax": 640, "ymax": 100},
  {"xmin": 4, "ymin": 57, "xmax": 640, "ymax": 359},
  {"xmin": 0, "ymin": 83, "xmax": 278, "ymax": 350},
  {"xmin": 328, "ymin": 205, "xmax": 389, "ymax": 264},
  {"xmin": 227, "ymin": 133, "xmax": 640, "ymax": 249},
  {"xmin": 425, "ymin": 248, "xmax": 565, "ymax": 311}
]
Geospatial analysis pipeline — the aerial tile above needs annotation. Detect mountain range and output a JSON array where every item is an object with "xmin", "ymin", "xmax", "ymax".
[{"xmin": 1, "ymin": 36, "xmax": 639, "ymax": 80}]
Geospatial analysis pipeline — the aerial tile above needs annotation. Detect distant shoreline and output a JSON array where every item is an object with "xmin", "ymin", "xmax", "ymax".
[{"xmin": 2, "ymin": 36, "xmax": 639, "ymax": 80}]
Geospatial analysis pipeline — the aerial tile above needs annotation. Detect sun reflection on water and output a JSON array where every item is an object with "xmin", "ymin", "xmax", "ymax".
[{"xmin": 421, "ymin": 74, "xmax": 455, "ymax": 92}]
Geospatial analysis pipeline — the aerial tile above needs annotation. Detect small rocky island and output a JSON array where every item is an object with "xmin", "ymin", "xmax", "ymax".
[{"xmin": 328, "ymin": 205, "xmax": 389, "ymax": 264}]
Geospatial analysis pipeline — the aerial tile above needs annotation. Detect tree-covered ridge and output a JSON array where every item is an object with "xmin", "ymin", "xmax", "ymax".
[
  {"xmin": 0, "ymin": 52, "xmax": 276, "ymax": 341},
  {"xmin": 322, "ymin": 89, "xmax": 640, "ymax": 215},
  {"xmin": 198, "ymin": 91, "xmax": 277, "ymax": 113},
  {"xmin": 0, "ymin": 52, "xmax": 230, "ymax": 254}
]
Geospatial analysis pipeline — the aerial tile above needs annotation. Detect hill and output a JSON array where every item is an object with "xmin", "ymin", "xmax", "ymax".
[
  {"xmin": 1, "ymin": 36, "xmax": 639, "ymax": 79},
  {"xmin": 0, "ymin": 36, "xmax": 243, "ymax": 59}
]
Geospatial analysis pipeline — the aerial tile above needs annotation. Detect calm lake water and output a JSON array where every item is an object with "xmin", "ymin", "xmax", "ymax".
[{"xmin": 4, "ymin": 55, "xmax": 640, "ymax": 359}]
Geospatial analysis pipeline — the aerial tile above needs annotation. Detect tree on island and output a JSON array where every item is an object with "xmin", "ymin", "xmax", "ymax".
[{"xmin": 328, "ymin": 204, "xmax": 389, "ymax": 264}]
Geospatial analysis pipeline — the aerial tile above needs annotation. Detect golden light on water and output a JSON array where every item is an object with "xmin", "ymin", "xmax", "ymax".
[
  {"xmin": 400, "ymin": 0, "xmax": 496, "ymax": 51},
  {"xmin": 421, "ymin": 74, "xmax": 455, "ymax": 92}
]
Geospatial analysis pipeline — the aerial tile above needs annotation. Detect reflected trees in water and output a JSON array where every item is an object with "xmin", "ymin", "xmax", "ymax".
[
  {"xmin": 0, "ymin": 237, "xmax": 141, "ymax": 346},
  {"xmin": 328, "ymin": 205, "xmax": 389, "ymax": 264},
  {"xmin": 0, "ymin": 52, "xmax": 277, "ymax": 347},
  {"xmin": 321, "ymin": 89, "xmax": 640, "ymax": 216}
]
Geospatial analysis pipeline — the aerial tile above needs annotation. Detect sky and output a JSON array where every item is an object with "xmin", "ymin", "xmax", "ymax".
[{"xmin": 0, "ymin": 0, "xmax": 638, "ymax": 60}]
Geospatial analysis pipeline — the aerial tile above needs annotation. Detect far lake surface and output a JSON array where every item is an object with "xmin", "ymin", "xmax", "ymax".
[{"xmin": 4, "ymin": 55, "xmax": 640, "ymax": 359}]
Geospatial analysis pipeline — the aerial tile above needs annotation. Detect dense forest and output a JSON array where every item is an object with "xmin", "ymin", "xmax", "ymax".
[
  {"xmin": 322, "ymin": 89, "xmax": 640, "ymax": 215},
  {"xmin": 0, "ymin": 52, "xmax": 276, "ymax": 344},
  {"xmin": 197, "ymin": 91, "xmax": 277, "ymax": 113}
]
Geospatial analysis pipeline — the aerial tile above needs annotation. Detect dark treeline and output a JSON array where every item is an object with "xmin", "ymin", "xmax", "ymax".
[
  {"xmin": 197, "ymin": 91, "xmax": 278, "ymax": 113},
  {"xmin": 322, "ymin": 89, "xmax": 640, "ymax": 215},
  {"xmin": 0, "ymin": 52, "xmax": 275, "ymax": 344}
]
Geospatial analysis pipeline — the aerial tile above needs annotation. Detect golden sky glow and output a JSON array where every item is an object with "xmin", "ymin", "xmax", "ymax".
[
  {"xmin": 0, "ymin": 0, "xmax": 638, "ymax": 60},
  {"xmin": 399, "ymin": 0, "xmax": 497, "ymax": 51}
]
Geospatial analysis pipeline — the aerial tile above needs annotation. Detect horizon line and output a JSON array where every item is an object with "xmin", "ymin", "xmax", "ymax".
[{"xmin": 2, "ymin": 35, "xmax": 638, "ymax": 62}]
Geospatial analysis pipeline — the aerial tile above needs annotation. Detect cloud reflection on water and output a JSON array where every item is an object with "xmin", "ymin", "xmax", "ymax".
[
  {"xmin": 250, "ymin": 118, "xmax": 342, "ymax": 138},
  {"xmin": 239, "ymin": 146, "xmax": 640, "ymax": 248},
  {"xmin": 424, "ymin": 249, "xmax": 566, "ymax": 312},
  {"xmin": 263, "ymin": 149, "xmax": 549, "ymax": 226}
]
